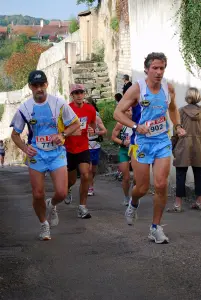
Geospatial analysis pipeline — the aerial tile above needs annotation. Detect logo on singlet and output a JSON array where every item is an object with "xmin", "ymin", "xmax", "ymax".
[
  {"xmin": 29, "ymin": 119, "xmax": 37, "ymax": 125},
  {"xmin": 141, "ymin": 100, "xmax": 150, "ymax": 107},
  {"xmin": 30, "ymin": 158, "xmax": 37, "ymax": 164}
]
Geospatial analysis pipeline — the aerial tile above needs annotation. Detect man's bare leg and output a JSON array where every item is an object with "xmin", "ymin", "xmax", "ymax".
[
  {"xmin": 50, "ymin": 166, "xmax": 68, "ymax": 205},
  {"xmin": 79, "ymin": 163, "xmax": 90, "ymax": 206},
  {"xmin": 152, "ymin": 157, "xmax": 171, "ymax": 225},
  {"xmin": 131, "ymin": 157, "xmax": 150, "ymax": 206},
  {"xmin": 29, "ymin": 168, "xmax": 46, "ymax": 223}
]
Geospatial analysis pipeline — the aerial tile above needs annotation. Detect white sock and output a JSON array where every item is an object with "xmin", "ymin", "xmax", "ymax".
[
  {"xmin": 41, "ymin": 220, "xmax": 49, "ymax": 226},
  {"xmin": 79, "ymin": 205, "xmax": 86, "ymax": 208}
]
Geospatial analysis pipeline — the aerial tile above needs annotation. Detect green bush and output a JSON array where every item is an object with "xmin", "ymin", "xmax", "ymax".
[
  {"xmin": 97, "ymin": 100, "xmax": 116, "ymax": 137},
  {"xmin": 0, "ymin": 104, "xmax": 5, "ymax": 121},
  {"xmin": 91, "ymin": 40, "xmax": 105, "ymax": 62},
  {"xmin": 69, "ymin": 18, "xmax": 79, "ymax": 34},
  {"xmin": 110, "ymin": 17, "xmax": 119, "ymax": 32}
]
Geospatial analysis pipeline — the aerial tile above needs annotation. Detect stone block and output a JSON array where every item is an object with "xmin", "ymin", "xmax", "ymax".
[
  {"xmin": 97, "ymin": 72, "xmax": 109, "ymax": 77},
  {"xmin": 100, "ymin": 86, "xmax": 112, "ymax": 93},
  {"xmin": 101, "ymin": 91, "xmax": 113, "ymax": 98},
  {"xmin": 74, "ymin": 73, "xmax": 94, "ymax": 80},
  {"xmin": 96, "ymin": 77, "xmax": 110, "ymax": 85}
]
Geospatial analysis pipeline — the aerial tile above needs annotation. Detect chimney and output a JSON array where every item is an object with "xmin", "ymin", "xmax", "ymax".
[
  {"xmin": 40, "ymin": 19, "xmax": 44, "ymax": 28},
  {"xmin": 59, "ymin": 20, "xmax": 61, "ymax": 28}
]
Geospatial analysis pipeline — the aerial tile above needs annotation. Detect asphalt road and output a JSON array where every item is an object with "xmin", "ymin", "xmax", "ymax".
[{"xmin": 0, "ymin": 166, "xmax": 201, "ymax": 300}]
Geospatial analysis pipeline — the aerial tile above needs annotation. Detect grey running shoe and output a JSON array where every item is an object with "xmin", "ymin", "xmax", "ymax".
[
  {"xmin": 46, "ymin": 198, "xmax": 59, "ymax": 227},
  {"xmin": 78, "ymin": 206, "xmax": 91, "ymax": 219},
  {"xmin": 125, "ymin": 200, "xmax": 138, "ymax": 225},
  {"xmin": 148, "ymin": 225, "xmax": 169, "ymax": 244},
  {"xmin": 123, "ymin": 196, "xmax": 130, "ymax": 206},
  {"xmin": 39, "ymin": 223, "xmax": 51, "ymax": 241},
  {"xmin": 65, "ymin": 187, "xmax": 73, "ymax": 204}
]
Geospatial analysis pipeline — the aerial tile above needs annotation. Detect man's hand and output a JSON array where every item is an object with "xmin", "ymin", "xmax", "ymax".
[
  {"xmin": 88, "ymin": 126, "xmax": 94, "ymax": 135},
  {"xmin": 177, "ymin": 127, "xmax": 186, "ymax": 137},
  {"xmin": 123, "ymin": 139, "xmax": 130, "ymax": 147},
  {"xmin": 71, "ymin": 128, "xmax": 82, "ymax": 136},
  {"xmin": 136, "ymin": 124, "xmax": 149, "ymax": 134},
  {"xmin": 51, "ymin": 134, "xmax": 63, "ymax": 145},
  {"xmin": 24, "ymin": 145, "xmax": 37, "ymax": 158}
]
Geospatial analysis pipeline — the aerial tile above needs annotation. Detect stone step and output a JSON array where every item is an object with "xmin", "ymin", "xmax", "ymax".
[
  {"xmin": 72, "ymin": 66, "xmax": 108, "ymax": 74},
  {"xmin": 100, "ymin": 86, "xmax": 112, "ymax": 93},
  {"xmin": 73, "ymin": 73, "xmax": 95, "ymax": 80},
  {"xmin": 76, "ymin": 62, "xmax": 107, "ymax": 68},
  {"xmin": 96, "ymin": 77, "xmax": 110, "ymax": 85}
]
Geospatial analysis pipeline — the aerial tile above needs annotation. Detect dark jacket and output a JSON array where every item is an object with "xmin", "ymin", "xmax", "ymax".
[
  {"xmin": 123, "ymin": 81, "xmax": 132, "ymax": 95},
  {"xmin": 172, "ymin": 104, "xmax": 201, "ymax": 167}
]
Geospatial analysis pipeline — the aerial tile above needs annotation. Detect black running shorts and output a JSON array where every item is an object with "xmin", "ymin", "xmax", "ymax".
[{"xmin": 67, "ymin": 150, "xmax": 90, "ymax": 172}]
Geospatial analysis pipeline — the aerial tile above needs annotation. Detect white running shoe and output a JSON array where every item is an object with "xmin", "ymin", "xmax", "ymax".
[
  {"xmin": 78, "ymin": 206, "xmax": 91, "ymax": 219},
  {"xmin": 88, "ymin": 187, "xmax": 94, "ymax": 196},
  {"xmin": 39, "ymin": 223, "xmax": 51, "ymax": 241},
  {"xmin": 125, "ymin": 200, "xmax": 138, "ymax": 225},
  {"xmin": 64, "ymin": 187, "xmax": 73, "ymax": 204},
  {"xmin": 148, "ymin": 225, "xmax": 169, "ymax": 244},
  {"xmin": 46, "ymin": 198, "xmax": 59, "ymax": 227}
]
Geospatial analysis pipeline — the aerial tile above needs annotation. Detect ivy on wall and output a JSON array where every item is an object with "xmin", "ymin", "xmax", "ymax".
[{"xmin": 175, "ymin": 0, "xmax": 201, "ymax": 75}]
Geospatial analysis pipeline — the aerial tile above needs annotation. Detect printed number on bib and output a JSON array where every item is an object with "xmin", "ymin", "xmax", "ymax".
[
  {"xmin": 80, "ymin": 117, "xmax": 87, "ymax": 130},
  {"xmin": 145, "ymin": 117, "xmax": 167, "ymax": 137},
  {"xmin": 36, "ymin": 135, "xmax": 57, "ymax": 151}
]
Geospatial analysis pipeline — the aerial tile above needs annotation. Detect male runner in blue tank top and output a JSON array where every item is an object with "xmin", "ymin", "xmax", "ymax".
[{"xmin": 114, "ymin": 52, "xmax": 186, "ymax": 244}]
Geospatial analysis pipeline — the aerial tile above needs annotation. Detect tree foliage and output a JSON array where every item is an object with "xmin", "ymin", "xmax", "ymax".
[
  {"xmin": 69, "ymin": 18, "xmax": 79, "ymax": 34},
  {"xmin": 0, "ymin": 15, "xmax": 49, "ymax": 26},
  {"xmin": 0, "ymin": 35, "xmax": 29, "ymax": 60},
  {"xmin": 76, "ymin": 0, "xmax": 98, "ymax": 6},
  {"xmin": 4, "ymin": 43, "xmax": 49, "ymax": 89},
  {"xmin": 175, "ymin": 0, "xmax": 201, "ymax": 74}
]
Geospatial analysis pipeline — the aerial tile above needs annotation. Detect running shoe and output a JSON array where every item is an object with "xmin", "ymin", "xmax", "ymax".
[
  {"xmin": 148, "ymin": 225, "xmax": 169, "ymax": 244},
  {"xmin": 46, "ymin": 198, "xmax": 59, "ymax": 227},
  {"xmin": 78, "ymin": 206, "xmax": 91, "ymax": 219},
  {"xmin": 64, "ymin": 187, "xmax": 73, "ymax": 204},
  {"xmin": 88, "ymin": 187, "xmax": 94, "ymax": 196},
  {"xmin": 39, "ymin": 223, "xmax": 51, "ymax": 241},
  {"xmin": 125, "ymin": 200, "xmax": 138, "ymax": 225}
]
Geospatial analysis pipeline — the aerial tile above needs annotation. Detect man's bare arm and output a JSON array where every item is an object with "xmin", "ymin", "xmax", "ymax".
[
  {"xmin": 64, "ymin": 119, "xmax": 80, "ymax": 137},
  {"xmin": 113, "ymin": 83, "xmax": 140, "ymax": 128}
]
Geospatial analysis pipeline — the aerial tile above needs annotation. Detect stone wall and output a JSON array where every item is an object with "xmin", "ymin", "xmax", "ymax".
[{"xmin": 116, "ymin": 20, "xmax": 132, "ymax": 94}]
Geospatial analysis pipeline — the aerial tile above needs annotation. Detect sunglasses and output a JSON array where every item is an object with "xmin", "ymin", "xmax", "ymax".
[{"xmin": 72, "ymin": 90, "xmax": 84, "ymax": 95}]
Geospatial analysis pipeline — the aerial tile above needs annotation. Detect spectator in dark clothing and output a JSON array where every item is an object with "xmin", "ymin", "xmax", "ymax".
[{"xmin": 122, "ymin": 75, "xmax": 132, "ymax": 95}]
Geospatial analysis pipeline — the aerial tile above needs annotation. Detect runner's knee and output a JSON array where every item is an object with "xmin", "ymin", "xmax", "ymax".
[
  {"xmin": 80, "ymin": 172, "xmax": 89, "ymax": 183},
  {"xmin": 32, "ymin": 190, "xmax": 45, "ymax": 201},
  {"xmin": 154, "ymin": 179, "xmax": 168, "ymax": 193}
]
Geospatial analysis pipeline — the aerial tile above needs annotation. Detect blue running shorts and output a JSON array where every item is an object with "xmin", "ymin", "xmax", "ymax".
[
  {"xmin": 89, "ymin": 148, "xmax": 101, "ymax": 166},
  {"xmin": 28, "ymin": 146, "xmax": 67, "ymax": 173},
  {"xmin": 136, "ymin": 139, "xmax": 172, "ymax": 164}
]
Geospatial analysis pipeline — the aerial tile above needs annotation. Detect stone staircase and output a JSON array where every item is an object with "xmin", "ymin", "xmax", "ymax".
[{"xmin": 72, "ymin": 61, "xmax": 113, "ymax": 99}]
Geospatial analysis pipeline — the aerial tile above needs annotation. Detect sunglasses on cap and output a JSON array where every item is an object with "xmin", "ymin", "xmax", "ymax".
[{"xmin": 72, "ymin": 90, "xmax": 85, "ymax": 95}]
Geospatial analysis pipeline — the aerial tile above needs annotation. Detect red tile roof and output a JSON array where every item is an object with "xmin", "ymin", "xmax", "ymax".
[
  {"xmin": 49, "ymin": 20, "xmax": 70, "ymax": 27},
  {"xmin": 39, "ymin": 25, "xmax": 59, "ymax": 36},
  {"xmin": 11, "ymin": 25, "xmax": 41, "ymax": 36},
  {"xmin": 0, "ymin": 26, "xmax": 7, "ymax": 33}
]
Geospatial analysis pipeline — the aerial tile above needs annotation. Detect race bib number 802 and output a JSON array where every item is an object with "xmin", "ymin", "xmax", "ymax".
[{"xmin": 36, "ymin": 135, "xmax": 57, "ymax": 151}]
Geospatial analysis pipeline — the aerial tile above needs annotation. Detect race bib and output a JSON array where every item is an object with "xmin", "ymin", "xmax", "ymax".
[
  {"xmin": 145, "ymin": 116, "xmax": 167, "ymax": 137},
  {"xmin": 36, "ymin": 135, "xmax": 57, "ymax": 151},
  {"xmin": 80, "ymin": 117, "xmax": 87, "ymax": 130}
]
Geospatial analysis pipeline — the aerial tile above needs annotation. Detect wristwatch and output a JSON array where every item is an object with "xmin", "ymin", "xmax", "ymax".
[
  {"xmin": 132, "ymin": 123, "xmax": 138, "ymax": 131},
  {"xmin": 61, "ymin": 132, "xmax": 67, "ymax": 138},
  {"xmin": 175, "ymin": 124, "xmax": 183, "ymax": 130}
]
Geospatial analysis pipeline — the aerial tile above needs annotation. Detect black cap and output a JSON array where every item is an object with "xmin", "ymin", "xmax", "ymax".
[{"xmin": 28, "ymin": 70, "xmax": 47, "ymax": 84}]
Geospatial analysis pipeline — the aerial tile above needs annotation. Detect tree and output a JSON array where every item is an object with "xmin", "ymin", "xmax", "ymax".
[
  {"xmin": 69, "ymin": 18, "xmax": 79, "ymax": 34},
  {"xmin": 4, "ymin": 43, "xmax": 50, "ymax": 89},
  {"xmin": 76, "ymin": 0, "xmax": 100, "ymax": 6}
]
